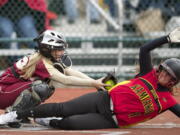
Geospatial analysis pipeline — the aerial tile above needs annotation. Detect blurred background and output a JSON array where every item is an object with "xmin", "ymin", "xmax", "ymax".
[{"xmin": 0, "ymin": 0, "xmax": 180, "ymax": 80}]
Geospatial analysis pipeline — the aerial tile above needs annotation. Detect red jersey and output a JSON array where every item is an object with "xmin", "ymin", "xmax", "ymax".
[
  {"xmin": 0, "ymin": 56, "xmax": 50, "ymax": 109},
  {"xmin": 109, "ymin": 69, "xmax": 177, "ymax": 127}
]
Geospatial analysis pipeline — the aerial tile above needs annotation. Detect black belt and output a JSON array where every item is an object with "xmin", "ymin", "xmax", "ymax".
[{"xmin": 139, "ymin": 77, "xmax": 162, "ymax": 113}]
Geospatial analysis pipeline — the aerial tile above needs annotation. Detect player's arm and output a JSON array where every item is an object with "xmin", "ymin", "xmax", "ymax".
[
  {"xmin": 43, "ymin": 59, "xmax": 108, "ymax": 89},
  {"xmin": 139, "ymin": 36, "xmax": 168, "ymax": 75},
  {"xmin": 65, "ymin": 67, "xmax": 94, "ymax": 80},
  {"xmin": 54, "ymin": 54, "xmax": 94, "ymax": 80},
  {"xmin": 169, "ymin": 104, "xmax": 180, "ymax": 117},
  {"xmin": 139, "ymin": 27, "xmax": 180, "ymax": 76},
  {"xmin": 45, "ymin": 62, "xmax": 94, "ymax": 86}
]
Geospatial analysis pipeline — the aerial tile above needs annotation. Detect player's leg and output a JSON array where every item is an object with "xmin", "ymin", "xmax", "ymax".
[
  {"xmin": 16, "ymin": 15, "xmax": 38, "ymax": 48},
  {"xmin": 49, "ymin": 113, "xmax": 118, "ymax": 130},
  {"xmin": 6, "ymin": 80, "xmax": 54, "ymax": 112},
  {"xmin": 0, "ymin": 91, "xmax": 111, "ymax": 125},
  {"xmin": 0, "ymin": 16, "xmax": 14, "ymax": 49},
  {"xmin": 0, "ymin": 80, "xmax": 54, "ymax": 126},
  {"xmin": 17, "ymin": 91, "xmax": 111, "ymax": 119}
]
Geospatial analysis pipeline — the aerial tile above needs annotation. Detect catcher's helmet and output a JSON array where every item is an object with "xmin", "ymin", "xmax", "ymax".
[
  {"xmin": 159, "ymin": 58, "xmax": 180, "ymax": 81},
  {"xmin": 34, "ymin": 30, "xmax": 68, "ymax": 60}
]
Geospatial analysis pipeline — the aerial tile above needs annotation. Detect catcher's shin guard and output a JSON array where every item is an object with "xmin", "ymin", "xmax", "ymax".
[
  {"xmin": 5, "ymin": 89, "xmax": 41, "ymax": 128},
  {"xmin": 6, "ymin": 80, "xmax": 54, "ymax": 112},
  {"xmin": 31, "ymin": 80, "xmax": 55, "ymax": 102},
  {"xmin": 6, "ymin": 89, "xmax": 41, "ymax": 112}
]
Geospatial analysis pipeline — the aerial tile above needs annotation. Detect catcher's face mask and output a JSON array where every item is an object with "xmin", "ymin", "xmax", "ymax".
[
  {"xmin": 53, "ymin": 54, "xmax": 72, "ymax": 74},
  {"xmin": 51, "ymin": 49, "xmax": 65, "ymax": 61}
]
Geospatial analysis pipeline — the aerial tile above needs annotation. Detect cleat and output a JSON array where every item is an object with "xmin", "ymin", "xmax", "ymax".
[
  {"xmin": 0, "ymin": 111, "xmax": 19, "ymax": 125},
  {"xmin": 8, "ymin": 122, "xmax": 21, "ymax": 128}
]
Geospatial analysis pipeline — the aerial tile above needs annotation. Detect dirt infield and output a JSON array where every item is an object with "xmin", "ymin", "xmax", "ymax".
[{"xmin": 0, "ymin": 88, "xmax": 180, "ymax": 135}]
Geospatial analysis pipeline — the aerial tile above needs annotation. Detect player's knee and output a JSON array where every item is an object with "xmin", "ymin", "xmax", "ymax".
[
  {"xmin": 6, "ymin": 89, "xmax": 41, "ymax": 112},
  {"xmin": 31, "ymin": 80, "xmax": 55, "ymax": 102}
]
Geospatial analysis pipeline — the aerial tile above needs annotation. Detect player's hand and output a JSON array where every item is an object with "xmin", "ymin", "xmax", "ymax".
[
  {"xmin": 92, "ymin": 77, "xmax": 111, "ymax": 91},
  {"xmin": 168, "ymin": 27, "xmax": 180, "ymax": 43},
  {"xmin": 103, "ymin": 72, "xmax": 118, "ymax": 91},
  {"xmin": 97, "ymin": 72, "xmax": 118, "ymax": 91}
]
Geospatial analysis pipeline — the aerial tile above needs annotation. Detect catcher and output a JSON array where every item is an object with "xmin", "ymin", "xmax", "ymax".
[
  {"xmin": 0, "ymin": 30, "xmax": 109, "ymax": 126},
  {"xmin": 1, "ymin": 28, "xmax": 180, "ymax": 130}
]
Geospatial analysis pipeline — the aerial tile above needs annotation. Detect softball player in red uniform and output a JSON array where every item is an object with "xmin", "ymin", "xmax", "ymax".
[
  {"xmin": 0, "ymin": 28, "xmax": 180, "ymax": 129},
  {"xmin": 0, "ymin": 30, "xmax": 107, "ymax": 113}
]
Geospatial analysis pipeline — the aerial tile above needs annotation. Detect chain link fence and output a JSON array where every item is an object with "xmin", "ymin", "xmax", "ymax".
[{"xmin": 0, "ymin": 0, "xmax": 180, "ymax": 79}]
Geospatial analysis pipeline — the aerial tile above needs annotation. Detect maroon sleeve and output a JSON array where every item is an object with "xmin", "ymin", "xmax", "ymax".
[{"xmin": 33, "ymin": 60, "xmax": 51, "ymax": 80}]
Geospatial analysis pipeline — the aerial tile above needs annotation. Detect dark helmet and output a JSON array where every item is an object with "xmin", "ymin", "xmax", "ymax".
[
  {"xmin": 159, "ymin": 58, "xmax": 180, "ymax": 81},
  {"xmin": 34, "ymin": 30, "xmax": 68, "ymax": 60}
]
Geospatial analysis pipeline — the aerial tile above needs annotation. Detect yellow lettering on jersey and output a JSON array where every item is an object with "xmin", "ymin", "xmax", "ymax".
[{"xmin": 130, "ymin": 84, "xmax": 154, "ymax": 115}]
